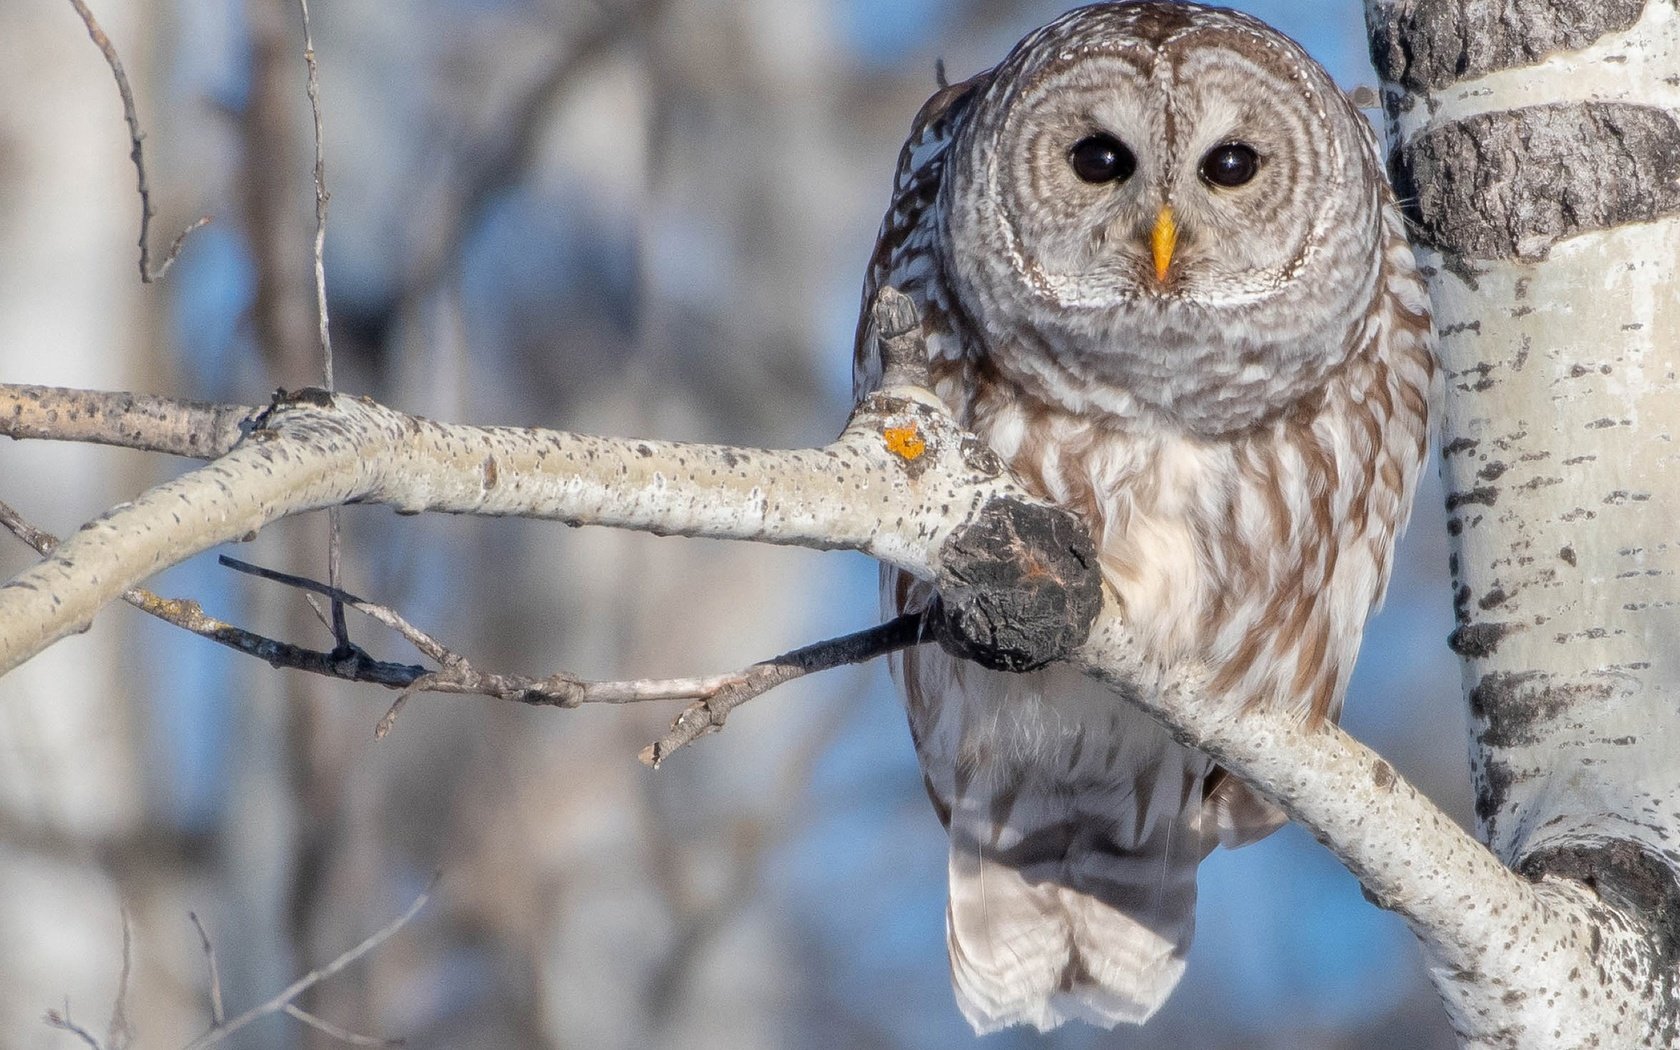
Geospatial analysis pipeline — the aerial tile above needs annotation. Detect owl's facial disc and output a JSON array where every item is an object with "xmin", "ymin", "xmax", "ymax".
[
  {"xmin": 937, "ymin": 3, "xmax": 1388, "ymax": 431},
  {"xmin": 950, "ymin": 14, "xmax": 1374, "ymax": 332}
]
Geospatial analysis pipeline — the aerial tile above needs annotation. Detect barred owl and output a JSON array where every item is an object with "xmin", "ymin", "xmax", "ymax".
[{"xmin": 853, "ymin": 1, "xmax": 1435, "ymax": 1033}]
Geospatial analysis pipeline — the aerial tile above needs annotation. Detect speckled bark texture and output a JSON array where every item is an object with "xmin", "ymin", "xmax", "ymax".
[
  {"xmin": 1370, "ymin": 0, "xmax": 1680, "ymax": 1044},
  {"xmin": 0, "ymin": 385, "xmax": 1097, "ymax": 684}
]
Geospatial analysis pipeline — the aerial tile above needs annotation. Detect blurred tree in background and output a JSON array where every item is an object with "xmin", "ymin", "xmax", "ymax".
[{"xmin": 0, "ymin": 1, "xmax": 1466, "ymax": 1046}]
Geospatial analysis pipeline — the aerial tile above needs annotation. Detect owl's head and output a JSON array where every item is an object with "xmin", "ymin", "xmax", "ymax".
[{"xmin": 939, "ymin": 2, "xmax": 1388, "ymax": 431}]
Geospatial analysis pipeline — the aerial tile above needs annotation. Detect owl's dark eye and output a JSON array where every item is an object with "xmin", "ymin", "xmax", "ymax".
[
  {"xmin": 1068, "ymin": 134, "xmax": 1137, "ymax": 185},
  {"xmin": 1200, "ymin": 142, "xmax": 1260, "ymax": 187}
]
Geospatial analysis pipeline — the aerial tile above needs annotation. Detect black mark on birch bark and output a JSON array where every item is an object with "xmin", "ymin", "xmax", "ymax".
[
  {"xmin": 932, "ymin": 497, "xmax": 1100, "ymax": 672},
  {"xmin": 1369, "ymin": 0, "xmax": 1646, "ymax": 93},
  {"xmin": 1450, "ymin": 621, "xmax": 1515, "ymax": 657},
  {"xmin": 1474, "ymin": 752, "xmax": 1515, "ymax": 827},
  {"xmin": 1393, "ymin": 102, "xmax": 1680, "ymax": 260},
  {"xmin": 1470, "ymin": 670, "xmax": 1628, "ymax": 748},
  {"xmin": 1520, "ymin": 839, "xmax": 1680, "ymax": 1021}
]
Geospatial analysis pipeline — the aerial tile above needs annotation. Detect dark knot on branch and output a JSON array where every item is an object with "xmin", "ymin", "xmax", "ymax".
[{"xmin": 931, "ymin": 497, "xmax": 1102, "ymax": 673}]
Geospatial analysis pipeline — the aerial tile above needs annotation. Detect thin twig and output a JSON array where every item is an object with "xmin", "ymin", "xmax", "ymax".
[
  {"xmin": 638, "ymin": 612, "xmax": 929, "ymax": 767},
  {"xmin": 214, "ymin": 554, "xmax": 928, "ymax": 757},
  {"xmin": 188, "ymin": 913, "xmax": 226, "ymax": 1027},
  {"xmin": 106, "ymin": 910, "xmax": 134, "ymax": 1050},
  {"xmin": 0, "ymin": 500, "xmax": 428, "ymax": 689},
  {"xmin": 44, "ymin": 1001, "xmax": 104, "ymax": 1050},
  {"xmin": 298, "ymin": 0, "xmax": 332, "ymax": 385},
  {"xmin": 182, "ymin": 879, "xmax": 434, "ymax": 1050},
  {"xmin": 65, "ymin": 0, "xmax": 210, "ymax": 282},
  {"xmin": 295, "ymin": 0, "xmax": 350, "ymax": 653},
  {"xmin": 282, "ymin": 1004, "xmax": 403, "ymax": 1048},
  {"xmin": 219, "ymin": 556, "xmax": 460, "ymax": 667}
]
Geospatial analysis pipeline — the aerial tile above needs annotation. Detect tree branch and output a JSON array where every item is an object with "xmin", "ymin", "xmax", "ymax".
[
  {"xmin": 0, "ymin": 288, "xmax": 1651, "ymax": 1044},
  {"xmin": 0, "ymin": 498, "xmax": 925, "ymax": 761},
  {"xmin": 0, "ymin": 300, "xmax": 1094, "ymax": 686},
  {"xmin": 1072, "ymin": 621, "xmax": 1636, "ymax": 1045},
  {"xmin": 182, "ymin": 882, "xmax": 432, "ymax": 1050},
  {"xmin": 188, "ymin": 913, "xmax": 226, "ymax": 1027},
  {"xmin": 64, "ymin": 0, "xmax": 209, "ymax": 281},
  {"xmin": 0, "ymin": 383, "xmax": 253, "ymax": 457}
]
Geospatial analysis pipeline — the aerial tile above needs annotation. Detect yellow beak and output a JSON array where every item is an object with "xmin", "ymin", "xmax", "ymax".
[{"xmin": 1152, "ymin": 205, "xmax": 1177, "ymax": 283}]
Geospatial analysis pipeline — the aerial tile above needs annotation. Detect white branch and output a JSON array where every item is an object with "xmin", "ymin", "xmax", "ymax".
[
  {"xmin": 0, "ymin": 287, "xmax": 1663, "ymax": 1044},
  {"xmin": 1076, "ymin": 620, "xmax": 1650, "ymax": 1047},
  {"xmin": 0, "ymin": 375, "xmax": 1042, "ymax": 678}
]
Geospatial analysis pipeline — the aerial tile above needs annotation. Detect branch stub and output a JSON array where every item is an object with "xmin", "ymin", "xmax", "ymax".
[{"xmin": 931, "ymin": 496, "xmax": 1101, "ymax": 672}]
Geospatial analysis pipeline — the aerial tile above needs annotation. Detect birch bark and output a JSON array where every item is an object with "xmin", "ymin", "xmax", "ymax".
[{"xmin": 1369, "ymin": 0, "xmax": 1680, "ymax": 1043}]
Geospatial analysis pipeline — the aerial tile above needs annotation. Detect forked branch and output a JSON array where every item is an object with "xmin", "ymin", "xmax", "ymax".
[
  {"xmin": 65, "ymin": 0, "xmax": 209, "ymax": 281},
  {"xmin": 0, "ymin": 500, "xmax": 925, "ymax": 763}
]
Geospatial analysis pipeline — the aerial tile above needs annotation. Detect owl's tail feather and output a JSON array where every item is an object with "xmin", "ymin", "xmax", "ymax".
[{"xmin": 943, "ymin": 753, "xmax": 1212, "ymax": 1033}]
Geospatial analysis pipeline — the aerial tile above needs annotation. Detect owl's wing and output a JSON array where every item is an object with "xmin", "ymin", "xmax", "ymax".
[{"xmin": 852, "ymin": 69, "xmax": 992, "ymax": 405}]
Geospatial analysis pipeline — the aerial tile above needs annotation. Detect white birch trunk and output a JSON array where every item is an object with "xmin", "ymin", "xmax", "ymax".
[
  {"xmin": 1368, "ymin": 0, "xmax": 1680, "ymax": 1044},
  {"xmin": 0, "ymin": 0, "xmax": 151, "ymax": 1041}
]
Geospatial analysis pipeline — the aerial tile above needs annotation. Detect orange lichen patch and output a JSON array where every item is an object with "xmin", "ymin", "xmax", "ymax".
[{"xmin": 884, "ymin": 423, "xmax": 927, "ymax": 461}]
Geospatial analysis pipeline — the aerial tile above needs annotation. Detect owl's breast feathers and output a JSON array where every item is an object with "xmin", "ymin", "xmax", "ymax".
[{"xmin": 967, "ymin": 299, "xmax": 1433, "ymax": 723}]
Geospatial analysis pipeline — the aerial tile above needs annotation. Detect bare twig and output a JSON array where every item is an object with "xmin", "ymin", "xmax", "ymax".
[
  {"xmin": 182, "ymin": 879, "xmax": 434, "ymax": 1050},
  {"xmin": 65, "ymin": 0, "xmax": 210, "ymax": 282},
  {"xmin": 639, "ymin": 613, "xmax": 928, "ymax": 767},
  {"xmin": 219, "ymin": 555, "xmax": 459, "ymax": 667},
  {"xmin": 106, "ymin": 910, "xmax": 134, "ymax": 1050},
  {"xmin": 218, "ymin": 550, "xmax": 926, "ymax": 756},
  {"xmin": 297, "ymin": 0, "xmax": 332, "ymax": 385},
  {"xmin": 282, "ymin": 1004, "xmax": 403, "ymax": 1048},
  {"xmin": 188, "ymin": 913, "xmax": 226, "ymax": 1027},
  {"xmin": 44, "ymin": 1001, "xmax": 104, "ymax": 1050},
  {"xmin": 294, "ymin": 0, "xmax": 351, "ymax": 653}
]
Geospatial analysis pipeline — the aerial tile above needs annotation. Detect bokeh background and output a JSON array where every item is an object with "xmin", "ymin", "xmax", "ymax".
[{"xmin": 0, "ymin": 1, "xmax": 1468, "ymax": 1047}]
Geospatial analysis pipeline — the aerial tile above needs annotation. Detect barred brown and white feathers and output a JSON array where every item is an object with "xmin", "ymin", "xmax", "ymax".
[{"xmin": 855, "ymin": 1, "xmax": 1434, "ymax": 1034}]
